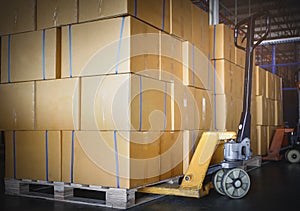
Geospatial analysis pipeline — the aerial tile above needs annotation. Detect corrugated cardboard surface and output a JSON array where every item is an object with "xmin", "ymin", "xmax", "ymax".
[
  {"xmin": 78, "ymin": 0, "xmax": 170, "ymax": 32},
  {"xmin": 170, "ymin": 0, "xmax": 192, "ymax": 42},
  {"xmin": 62, "ymin": 131, "xmax": 161, "ymax": 188},
  {"xmin": 274, "ymin": 100, "xmax": 283, "ymax": 126},
  {"xmin": 37, "ymin": 0, "xmax": 78, "ymax": 30},
  {"xmin": 1, "ymin": 28, "xmax": 60, "ymax": 83},
  {"xmin": 5, "ymin": 131, "xmax": 61, "ymax": 181},
  {"xmin": 209, "ymin": 24, "xmax": 235, "ymax": 61},
  {"xmin": 265, "ymin": 71, "xmax": 275, "ymax": 100},
  {"xmin": 62, "ymin": 16, "xmax": 159, "ymax": 79},
  {"xmin": 191, "ymin": 4, "xmax": 209, "ymax": 56},
  {"xmin": 256, "ymin": 126, "xmax": 268, "ymax": 156},
  {"xmin": 81, "ymin": 74, "xmax": 166, "ymax": 131},
  {"xmin": 256, "ymin": 95, "xmax": 268, "ymax": 125},
  {"xmin": 36, "ymin": 78, "xmax": 80, "ymax": 130},
  {"xmin": 0, "ymin": 0, "xmax": 36, "ymax": 36},
  {"xmin": 194, "ymin": 88, "xmax": 213, "ymax": 130},
  {"xmin": 0, "ymin": 82, "xmax": 35, "ymax": 130},
  {"xmin": 255, "ymin": 66, "xmax": 266, "ymax": 96},
  {"xmin": 182, "ymin": 41, "xmax": 212, "ymax": 90}
]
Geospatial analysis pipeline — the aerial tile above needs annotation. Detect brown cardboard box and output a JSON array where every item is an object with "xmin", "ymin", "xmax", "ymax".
[
  {"xmin": 160, "ymin": 32, "xmax": 183, "ymax": 83},
  {"xmin": 1, "ymin": 28, "xmax": 61, "ymax": 83},
  {"xmin": 37, "ymin": 0, "xmax": 78, "ymax": 30},
  {"xmin": 62, "ymin": 131, "xmax": 160, "ymax": 188},
  {"xmin": 160, "ymin": 131, "xmax": 183, "ymax": 180},
  {"xmin": 170, "ymin": 0, "xmax": 192, "ymax": 41},
  {"xmin": 0, "ymin": 82, "xmax": 35, "ymax": 130},
  {"xmin": 265, "ymin": 71, "xmax": 275, "ymax": 99},
  {"xmin": 191, "ymin": 4, "xmax": 209, "ymax": 56},
  {"xmin": 36, "ymin": 78, "xmax": 80, "ymax": 130},
  {"xmin": 0, "ymin": 0, "xmax": 36, "ymax": 36},
  {"xmin": 215, "ymin": 94, "xmax": 237, "ymax": 131},
  {"xmin": 267, "ymin": 99, "xmax": 275, "ymax": 126},
  {"xmin": 255, "ymin": 66, "xmax": 266, "ymax": 96},
  {"xmin": 182, "ymin": 41, "xmax": 212, "ymax": 90},
  {"xmin": 255, "ymin": 125, "xmax": 268, "ymax": 156},
  {"xmin": 234, "ymin": 35, "xmax": 246, "ymax": 67},
  {"xmin": 61, "ymin": 16, "xmax": 159, "ymax": 79},
  {"xmin": 78, "ymin": 0, "xmax": 170, "ymax": 32},
  {"xmin": 274, "ymin": 75, "xmax": 282, "ymax": 100},
  {"xmin": 210, "ymin": 24, "xmax": 235, "ymax": 62},
  {"xmin": 274, "ymin": 100, "xmax": 283, "ymax": 126},
  {"xmin": 5, "ymin": 131, "xmax": 61, "ymax": 181},
  {"xmin": 214, "ymin": 59, "xmax": 234, "ymax": 95},
  {"xmin": 256, "ymin": 95, "xmax": 268, "ymax": 125},
  {"xmin": 81, "ymin": 74, "xmax": 166, "ymax": 131},
  {"xmin": 194, "ymin": 88, "xmax": 213, "ymax": 130}
]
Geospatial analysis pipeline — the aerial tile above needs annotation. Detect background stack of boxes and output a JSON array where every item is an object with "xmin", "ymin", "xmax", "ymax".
[{"xmin": 0, "ymin": 0, "xmax": 283, "ymax": 189}]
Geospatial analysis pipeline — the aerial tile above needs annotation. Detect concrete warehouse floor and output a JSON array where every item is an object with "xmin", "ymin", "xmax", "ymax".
[{"xmin": 1, "ymin": 143, "xmax": 300, "ymax": 211}]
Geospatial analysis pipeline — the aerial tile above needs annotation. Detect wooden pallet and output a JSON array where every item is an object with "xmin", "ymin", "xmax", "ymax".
[{"xmin": 4, "ymin": 178, "xmax": 171, "ymax": 209}]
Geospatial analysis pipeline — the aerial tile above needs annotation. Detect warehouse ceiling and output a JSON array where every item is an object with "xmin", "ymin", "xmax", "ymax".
[{"xmin": 192, "ymin": 0, "xmax": 300, "ymax": 88}]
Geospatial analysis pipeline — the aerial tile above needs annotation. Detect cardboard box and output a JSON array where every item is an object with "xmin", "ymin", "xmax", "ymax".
[
  {"xmin": 78, "ymin": 0, "xmax": 170, "ymax": 32},
  {"xmin": 265, "ymin": 71, "xmax": 275, "ymax": 99},
  {"xmin": 213, "ymin": 60, "xmax": 244, "ymax": 98},
  {"xmin": 191, "ymin": 4, "xmax": 209, "ymax": 56},
  {"xmin": 234, "ymin": 35, "xmax": 246, "ymax": 67},
  {"xmin": 256, "ymin": 95, "xmax": 268, "ymax": 125},
  {"xmin": 255, "ymin": 66, "xmax": 266, "ymax": 96},
  {"xmin": 267, "ymin": 99, "xmax": 275, "ymax": 126},
  {"xmin": 62, "ymin": 131, "xmax": 160, "ymax": 188},
  {"xmin": 37, "ymin": 0, "xmax": 78, "ymax": 30},
  {"xmin": 215, "ymin": 94, "xmax": 242, "ymax": 131},
  {"xmin": 0, "ymin": 0, "xmax": 36, "ymax": 36},
  {"xmin": 36, "ymin": 78, "xmax": 80, "ymax": 130},
  {"xmin": 274, "ymin": 100, "xmax": 283, "ymax": 126},
  {"xmin": 274, "ymin": 75, "xmax": 282, "ymax": 100},
  {"xmin": 160, "ymin": 32, "xmax": 183, "ymax": 83},
  {"xmin": 194, "ymin": 88, "xmax": 213, "ymax": 130},
  {"xmin": 170, "ymin": 0, "xmax": 192, "ymax": 41},
  {"xmin": 0, "ymin": 82, "xmax": 35, "ymax": 130},
  {"xmin": 81, "ymin": 74, "xmax": 167, "ymax": 131},
  {"xmin": 210, "ymin": 24, "xmax": 235, "ymax": 62},
  {"xmin": 1, "ymin": 28, "xmax": 61, "ymax": 83},
  {"xmin": 61, "ymin": 16, "xmax": 159, "ymax": 79},
  {"xmin": 182, "ymin": 41, "xmax": 212, "ymax": 90},
  {"xmin": 5, "ymin": 131, "xmax": 61, "ymax": 181},
  {"xmin": 256, "ymin": 126, "xmax": 268, "ymax": 155}
]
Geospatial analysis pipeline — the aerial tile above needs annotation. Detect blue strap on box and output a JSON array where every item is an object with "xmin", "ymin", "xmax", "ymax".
[
  {"xmin": 13, "ymin": 130, "xmax": 16, "ymax": 179},
  {"xmin": 42, "ymin": 29, "xmax": 46, "ymax": 80},
  {"xmin": 45, "ymin": 130, "xmax": 49, "ymax": 181},
  {"xmin": 116, "ymin": 17, "xmax": 125, "ymax": 74},
  {"xmin": 70, "ymin": 130, "xmax": 75, "ymax": 183},
  {"xmin": 7, "ymin": 35, "xmax": 11, "ymax": 83},
  {"xmin": 68, "ymin": 25, "xmax": 73, "ymax": 78},
  {"xmin": 113, "ymin": 130, "xmax": 120, "ymax": 188}
]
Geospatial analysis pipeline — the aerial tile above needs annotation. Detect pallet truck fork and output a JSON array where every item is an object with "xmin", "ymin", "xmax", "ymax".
[{"xmin": 139, "ymin": 12, "xmax": 270, "ymax": 199}]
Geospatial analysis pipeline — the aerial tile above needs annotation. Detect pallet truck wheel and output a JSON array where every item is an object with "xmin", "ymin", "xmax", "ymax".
[
  {"xmin": 286, "ymin": 149, "xmax": 300, "ymax": 163},
  {"xmin": 221, "ymin": 168, "xmax": 251, "ymax": 199},
  {"xmin": 212, "ymin": 169, "xmax": 226, "ymax": 195},
  {"xmin": 285, "ymin": 149, "xmax": 290, "ymax": 161}
]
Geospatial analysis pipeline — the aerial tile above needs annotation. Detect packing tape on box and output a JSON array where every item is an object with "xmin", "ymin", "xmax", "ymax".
[
  {"xmin": 192, "ymin": 43, "xmax": 195, "ymax": 86},
  {"xmin": 70, "ymin": 130, "xmax": 75, "ymax": 183},
  {"xmin": 45, "ymin": 130, "xmax": 49, "ymax": 181},
  {"xmin": 42, "ymin": 29, "xmax": 46, "ymax": 80},
  {"xmin": 113, "ymin": 130, "xmax": 120, "ymax": 188},
  {"xmin": 68, "ymin": 25, "xmax": 73, "ymax": 78},
  {"xmin": 115, "ymin": 16, "xmax": 125, "ymax": 74},
  {"xmin": 7, "ymin": 35, "xmax": 11, "ymax": 83},
  {"xmin": 139, "ymin": 75, "xmax": 143, "ymax": 131},
  {"xmin": 13, "ymin": 130, "xmax": 16, "ymax": 179}
]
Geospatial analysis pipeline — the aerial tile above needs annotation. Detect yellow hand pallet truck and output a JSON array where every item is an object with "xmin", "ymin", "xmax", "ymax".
[{"xmin": 138, "ymin": 11, "xmax": 270, "ymax": 200}]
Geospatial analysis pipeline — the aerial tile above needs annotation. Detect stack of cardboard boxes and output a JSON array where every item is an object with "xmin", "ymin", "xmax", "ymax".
[
  {"xmin": 254, "ymin": 66, "xmax": 283, "ymax": 155},
  {"xmin": 0, "ymin": 0, "xmax": 283, "ymax": 189}
]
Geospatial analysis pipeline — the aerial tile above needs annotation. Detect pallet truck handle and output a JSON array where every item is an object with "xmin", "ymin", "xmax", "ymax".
[{"xmin": 234, "ymin": 11, "xmax": 270, "ymax": 51}]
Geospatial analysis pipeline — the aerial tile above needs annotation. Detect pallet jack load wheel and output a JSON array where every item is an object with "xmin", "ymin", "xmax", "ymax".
[
  {"xmin": 212, "ymin": 169, "xmax": 225, "ymax": 195},
  {"xmin": 221, "ymin": 168, "xmax": 251, "ymax": 199},
  {"xmin": 286, "ymin": 149, "xmax": 300, "ymax": 163}
]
